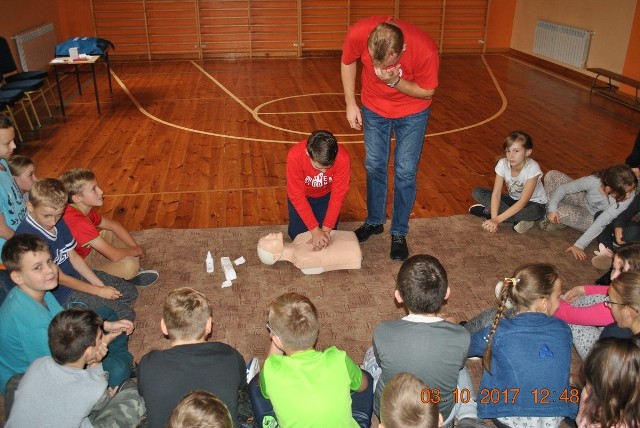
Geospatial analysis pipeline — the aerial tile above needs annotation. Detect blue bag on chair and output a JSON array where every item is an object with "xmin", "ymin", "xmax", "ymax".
[{"xmin": 55, "ymin": 37, "xmax": 115, "ymax": 56}]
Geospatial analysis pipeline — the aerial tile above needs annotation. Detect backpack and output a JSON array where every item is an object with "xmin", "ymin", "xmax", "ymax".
[{"xmin": 55, "ymin": 37, "xmax": 115, "ymax": 56}]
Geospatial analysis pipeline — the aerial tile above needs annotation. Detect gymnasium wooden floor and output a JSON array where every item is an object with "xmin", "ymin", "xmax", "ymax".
[{"xmin": 17, "ymin": 53, "xmax": 640, "ymax": 232}]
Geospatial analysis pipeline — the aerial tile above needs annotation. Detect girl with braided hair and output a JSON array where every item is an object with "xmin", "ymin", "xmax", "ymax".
[{"xmin": 468, "ymin": 264, "xmax": 578, "ymax": 428}]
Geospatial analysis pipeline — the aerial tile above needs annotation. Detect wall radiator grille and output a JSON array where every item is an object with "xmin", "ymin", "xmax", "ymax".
[
  {"xmin": 533, "ymin": 20, "xmax": 592, "ymax": 68},
  {"xmin": 12, "ymin": 23, "xmax": 57, "ymax": 72}
]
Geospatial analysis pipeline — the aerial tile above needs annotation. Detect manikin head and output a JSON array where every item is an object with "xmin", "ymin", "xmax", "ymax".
[{"xmin": 257, "ymin": 232, "xmax": 285, "ymax": 265}]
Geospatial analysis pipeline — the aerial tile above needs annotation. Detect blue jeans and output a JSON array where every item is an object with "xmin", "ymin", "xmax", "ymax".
[
  {"xmin": 287, "ymin": 193, "xmax": 334, "ymax": 240},
  {"xmin": 362, "ymin": 105, "xmax": 430, "ymax": 236},
  {"xmin": 248, "ymin": 371, "xmax": 373, "ymax": 428}
]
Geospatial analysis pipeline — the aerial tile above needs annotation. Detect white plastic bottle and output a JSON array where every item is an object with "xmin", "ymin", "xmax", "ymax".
[{"xmin": 206, "ymin": 251, "xmax": 214, "ymax": 273}]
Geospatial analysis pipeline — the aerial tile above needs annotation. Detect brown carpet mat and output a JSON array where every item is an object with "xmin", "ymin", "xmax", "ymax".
[
  {"xmin": 128, "ymin": 215, "xmax": 599, "ymax": 367},
  {"xmin": 0, "ymin": 215, "xmax": 602, "ymax": 425}
]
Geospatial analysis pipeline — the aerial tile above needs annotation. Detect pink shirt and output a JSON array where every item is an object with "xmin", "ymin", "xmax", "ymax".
[{"xmin": 554, "ymin": 285, "xmax": 613, "ymax": 326}]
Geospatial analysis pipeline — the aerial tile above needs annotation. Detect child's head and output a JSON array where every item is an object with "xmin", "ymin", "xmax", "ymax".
[
  {"xmin": 485, "ymin": 263, "xmax": 562, "ymax": 371},
  {"xmin": 502, "ymin": 131, "xmax": 533, "ymax": 151},
  {"xmin": 166, "ymin": 390, "xmax": 233, "ymax": 428},
  {"xmin": 379, "ymin": 372, "xmax": 441, "ymax": 428},
  {"xmin": 306, "ymin": 130, "xmax": 338, "ymax": 171},
  {"xmin": 396, "ymin": 254, "xmax": 449, "ymax": 315},
  {"xmin": 268, "ymin": 292, "xmax": 318, "ymax": 352},
  {"xmin": 48, "ymin": 307, "xmax": 103, "ymax": 365},
  {"xmin": 580, "ymin": 337, "xmax": 640, "ymax": 428},
  {"xmin": 607, "ymin": 271, "xmax": 640, "ymax": 332},
  {"xmin": 594, "ymin": 164, "xmax": 637, "ymax": 203},
  {"xmin": 162, "ymin": 287, "xmax": 212, "ymax": 342},
  {"xmin": 0, "ymin": 114, "xmax": 16, "ymax": 160},
  {"xmin": 611, "ymin": 243, "xmax": 640, "ymax": 280},
  {"xmin": 7, "ymin": 155, "xmax": 37, "ymax": 194},
  {"xmin": 59, "ymin": 168, "xmax": 103, "ymax": 206},
  {"xmin": 2, "ymin": 234, "xmax": 58, "ymax": 293},
  {"xmin": 27, "ymin": 178, "xmax": 68, "ymax": 231}
]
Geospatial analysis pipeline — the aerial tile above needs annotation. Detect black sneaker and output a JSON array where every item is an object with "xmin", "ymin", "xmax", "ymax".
[
  {"xmin": 390, "ymin": 234, "xmax": 409, "ymax": 261},
  {"xmin": 469, "ymin": 204, "xmax": 490, "ymax": 219},
  {"xmin": 354, "ymin": 223, "xmax": 384, "ymax": 242},
  {"xmin": 129, "ymin": 270, "xmax": 159, "ymax": 287}
]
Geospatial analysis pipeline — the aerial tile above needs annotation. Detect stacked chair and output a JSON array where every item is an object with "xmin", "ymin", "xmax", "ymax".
[{"xmin": 0, "ymin": 36, "xmax": 56, "ymax": 142}]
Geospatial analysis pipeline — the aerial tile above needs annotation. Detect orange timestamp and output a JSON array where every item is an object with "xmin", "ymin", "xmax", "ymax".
[{"xmin": 420, "ymin": 388, "xmax": 580, "ymax": 405}]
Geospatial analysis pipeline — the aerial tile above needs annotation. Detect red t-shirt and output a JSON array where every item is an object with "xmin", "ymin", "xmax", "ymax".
[
  {"xmin": 341, "ymin": 16, "xmax": 439, "ymax": 118},
  {"xmin": 62, "ymin": 204, "xmax": 102, "ymax": 259},
  {"xmin": 286, "ymin": 140, "xmax": 350, "ymax": 231}
]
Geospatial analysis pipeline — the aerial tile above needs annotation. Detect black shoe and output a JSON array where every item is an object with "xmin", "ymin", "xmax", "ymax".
[
  {"xmin": 469, "ymin": 204, "xmax": 490, "ymax": 219},
  {"xmin": 354, "ymin": 223, "xmax": 384, "ymax": 242},
  {"xmin": 390, "ymin": 234, "xmax": 409, "ymax": 261}
]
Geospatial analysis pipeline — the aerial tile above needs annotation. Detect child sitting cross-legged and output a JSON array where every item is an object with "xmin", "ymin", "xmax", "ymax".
[
  {"xmin": 365, "ymin": 254, "xmax": 485, "ymax": 428},
  {"xmin": 15, "ymin": 178, "xmax": 138, "ymax": 321},
  {"xmin": 60, "ymin": 168, "xmax": 158, "ymax": 286},
  {"xmin": 6, "ymin": 307, "xmax": 145, "ymax": 427},
  {"xmin": 468, "ymin": 264, "xmax": 578, "ymax": 428},
  {"xmin": 137, "ymin": 287, "xmax": 248, "ymax": 428},
  {"xmin": 248, "ymin": 291, "xmax": 373, "ymax": 428},
  {"xmin": 0, "ymin": 234, "xmax": 135, "ymax": 411}
]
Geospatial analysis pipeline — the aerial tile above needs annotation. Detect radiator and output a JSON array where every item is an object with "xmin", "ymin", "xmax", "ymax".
[
  {"xmin": 12, "ymin": 23, "xmax": 57, "ymax": 72},
  {"xmin": 533, "ymin": 20, "xmax": 592, "ymax": 68}
]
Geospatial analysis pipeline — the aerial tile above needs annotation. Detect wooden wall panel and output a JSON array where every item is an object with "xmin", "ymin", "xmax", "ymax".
[{"xmin": 91, "ymin": 0, "xmax": 490, "ymax": 59}]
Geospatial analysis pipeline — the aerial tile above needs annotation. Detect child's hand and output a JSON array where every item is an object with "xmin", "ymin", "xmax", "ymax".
[
  {"xmin": 565, "ymin": 245, "xmax": 587, "ymax": 261},
  {"xmin": 547, "ymin": 212, "xmax": 560, "ymax": 223},
  {"xmin": 562, "ymin": 286, "xmax": 585, "ymax": 303},
  {"xmin": 133, "ymin": 245, "xmax": 146, "ymax": 260},
  {"xmin": 104, "ymin": 319, "xmax": 135, "ymax": 336},
  {"xmin": 615, "ymin": 227, "xmax": 626, "ymax": 245},
  {"xmin": 481, "ymin": 219, "xmax": 498, "ymax": 233},
  {"xmin": 86, "ymin": 340, "xmax": 109, "ymax": 366},
  {"xmin": 96, "ymin": 286, "xmax": 122, "ymax": 300},
  {"xmin": 308, "ymin": 228, "xmax": 330, "ymax": 251}
]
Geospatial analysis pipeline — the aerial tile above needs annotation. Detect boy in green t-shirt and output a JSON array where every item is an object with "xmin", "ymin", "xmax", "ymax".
[{"xmin": 248, "ymin": 292, "xmax": 373, "ymax": 428}]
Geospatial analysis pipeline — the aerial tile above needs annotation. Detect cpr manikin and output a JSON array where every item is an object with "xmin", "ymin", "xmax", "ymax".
[{"xmin": 257, "ymin": 231, "xmax": 362, "ymax": 274}]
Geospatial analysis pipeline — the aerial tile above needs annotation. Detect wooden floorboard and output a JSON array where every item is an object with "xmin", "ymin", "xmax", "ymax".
[{"xmin": 14, "ymin": 53, "xmax": 640, "ymax": 231}]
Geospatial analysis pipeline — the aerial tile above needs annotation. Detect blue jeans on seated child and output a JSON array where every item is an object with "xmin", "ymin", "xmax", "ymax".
[
  {"xmin": 248, "ymin": 371, "xmax": 373, "ymax": 428},
  {"xmin": 287, "ymin": 193, "xmax": 335, "ymax": 240}
]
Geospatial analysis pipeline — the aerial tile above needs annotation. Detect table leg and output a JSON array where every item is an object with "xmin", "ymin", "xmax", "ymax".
[
  {"xmin": 53, "ymin": 64, "xmax": 65, "ymax": 117},
  {"xmin": 105, "ymin": 55, "xmax": 113, "ymax": 94},
  {"xmin": 74, "ymin": 64, "xmax": 82, "ymax": 95},
  {"xmin": 91, "ymin": 63, "xmax": 101, "ymax": 114}
]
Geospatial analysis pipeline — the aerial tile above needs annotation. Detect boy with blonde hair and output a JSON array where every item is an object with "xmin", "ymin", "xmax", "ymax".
[
  {"xmin": 60, "ymin": 168, "xmax": 158, "ymax": 286},
  {"xmin": 15, "ymin": 178, "xmax": 138, "ymax": 321},
  {"xmin": 249, "ymin": 292, "xmax": 373, "ymax": 428},
  {"xmin": 6, "ymin": 307, "xmax": 144, "ymax": 427},
  {"xmin": 138, "ymin": 287, "xmax": 247, "ymax": 428},
  {"xmin": 379, "ymin": 372, "xmax": 442, "ymax": 428}
]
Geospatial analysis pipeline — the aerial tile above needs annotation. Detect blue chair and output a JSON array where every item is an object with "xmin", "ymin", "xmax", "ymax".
[
  {"xmin": 0, "ymin": 37, "xmax": 56, "ymax": 104},
  {"xmin": 0, "ymin": 89, "xmax": 33, "ymax": 142},
  {"xmin": 1, "ymin": 77, "xmax": 52, "ymax": 127}
]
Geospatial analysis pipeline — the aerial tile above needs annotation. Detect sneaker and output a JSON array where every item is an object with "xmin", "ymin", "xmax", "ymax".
[
  {"xmin": 246, "ymin": 357, "xmax": 260, "ymax": 383},
  {"xmin": 469, "ymin": 204, "xmax": 490, "ymax": 219},
  {"xmin": 592, "ymin": 254, "xmax": 614, "ymax": 270},
  {"xmin": 390, "ymin": 234, "xmax": 409, "ymax": 261},
  {"xmin": 538, "ymin": 217, "xmax": 567, "ymax": 231},
  {"xmin": 495, "ymin": 280, "xmax": 513, "ymax": 309},
  {"xmin": 513, "ymin": 220, "xmax": 535, "ymax": 233},
  {"xmin": 354, "ymin": 223, "xmax": 384, "ymax": 242},
  {"xmin": 129, "ymin": 270, "xmax": 159, "ymax": 287}
]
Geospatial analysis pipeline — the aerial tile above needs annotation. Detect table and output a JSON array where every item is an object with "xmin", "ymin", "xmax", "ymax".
[{"xmin": 50, "ymin": 54, "xmax": 113, "ymax": 115}]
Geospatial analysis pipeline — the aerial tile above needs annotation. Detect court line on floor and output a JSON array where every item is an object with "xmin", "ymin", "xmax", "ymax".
[{"xmin": 110, "ymin": 55, "xmax": 506, "ymax": 143}]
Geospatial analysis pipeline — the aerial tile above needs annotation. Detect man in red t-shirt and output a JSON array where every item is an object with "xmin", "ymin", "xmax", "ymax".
[
  {"xmin": 341, "ymin": 16, "xmax": 439, "ymax": 261},
  {"xmin": 287, "ymin": 130, "xmax": 350, "ymax": 251}
]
